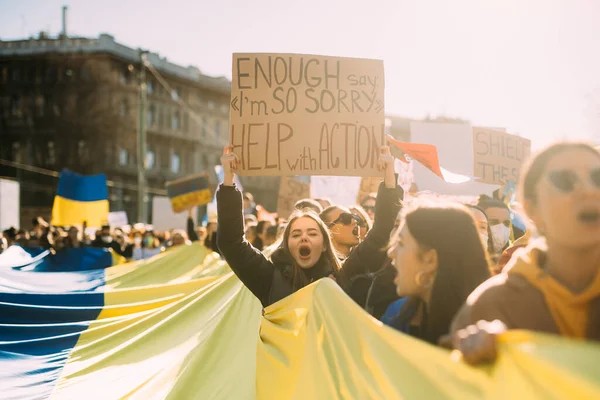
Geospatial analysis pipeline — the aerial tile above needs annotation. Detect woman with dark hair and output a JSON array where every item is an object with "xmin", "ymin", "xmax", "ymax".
[
  {"xmin": 217, "ymin": 144, "xmax": 399, "ymax": 307},
  {"xmin": 477, "ymin": 196, "xmax": 511, "ymax": 261},
  {"xmin": 383, "ymin": 202, "xmax": 491, "ymax": 344},
  {"xmin": 252, "ymin": 220, "xmax": 272, "ymax": 251},
  {"xmin": 350, "ymin": 205, "xmax": 372, "ymax": 241},
  {"xmin": 451, "ymin": 142, "xmax": 600, "ymax": 364}
]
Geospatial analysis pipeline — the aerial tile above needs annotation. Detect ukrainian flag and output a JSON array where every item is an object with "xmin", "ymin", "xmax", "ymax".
[
  {"xmin": 0, "ymin": 243, "xmax": 599, "ymax": 398},
  {"xmin": 51, "ymin": 170, "xmax": 109, "ymax": 227},
  {"xmin": 166, "ymin": 173, "xmax": 212, "ymax": 213}
]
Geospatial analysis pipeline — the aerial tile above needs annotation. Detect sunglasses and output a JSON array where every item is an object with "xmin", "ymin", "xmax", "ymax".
[
  {"xmin": 547, "ymin": 168, "xmax": 600, "ymax": 193},
  {"xmin": 328, "ymin": 213, "xmax": 361, "ymax": 228}
]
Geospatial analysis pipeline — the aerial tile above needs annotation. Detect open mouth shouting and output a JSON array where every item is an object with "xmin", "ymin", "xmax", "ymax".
[
  {"xmin": 578, "ymin": 209, "xmax": 600, "ymax": 224},
  {"xmin": 298, "ymin": 244, "xmax": 312, "ymax": 261}
]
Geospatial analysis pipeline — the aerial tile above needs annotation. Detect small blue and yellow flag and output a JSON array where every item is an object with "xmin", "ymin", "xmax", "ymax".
[
  {"xmin": 51, "ymin": 169, "xmax": 109, "ymax": 227},
  {"xmin": 166, "ymin": 173, "xmax": 212, "ymax": 213}
]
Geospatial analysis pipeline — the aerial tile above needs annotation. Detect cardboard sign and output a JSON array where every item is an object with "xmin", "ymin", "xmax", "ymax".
[
  {"xmin": 276, "ymin": 176, "xmax": 311, "ymax": 219},
  {"xmin": 356, "ymin": 177, "xmax": 383, "ymax": 204},
  {"xmin": 166, "ymin": 173, "xmax": 212, "ymax": 213},
  {"xmin": 473, "ymin": 128, "xmax": 531, "ymax": 185},
  {"xmin": 230, "ymin": 53, "xmax": 386, "ymax": 177}
]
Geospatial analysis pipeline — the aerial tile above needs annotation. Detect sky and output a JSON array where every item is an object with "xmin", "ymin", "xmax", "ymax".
[{"xmin": 1, "ymin": 0, "xmax": 599, "ymax": 149}]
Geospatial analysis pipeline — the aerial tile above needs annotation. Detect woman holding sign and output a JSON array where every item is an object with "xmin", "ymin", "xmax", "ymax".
[{"xmin": 217, "ymin": 142, "xmax": 401, "ymax": 307}]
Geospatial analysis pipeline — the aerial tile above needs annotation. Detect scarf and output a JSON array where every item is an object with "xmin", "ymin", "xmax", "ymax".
[{"xmin": 506, "ymin": 243, "xmax": 600, "ymax": 338}]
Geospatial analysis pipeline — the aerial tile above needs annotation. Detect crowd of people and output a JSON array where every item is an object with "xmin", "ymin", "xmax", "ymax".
[
  {"xmin": 0, "ymin": 210, "xmax": 212, "ymax": 261},
  {"xmin": 218, "ymin": 140, "xmax": 600, "ymax": 364},
  {"xmin": 1, "ymin": 139, "xmax": 599, "ymax": 366}
]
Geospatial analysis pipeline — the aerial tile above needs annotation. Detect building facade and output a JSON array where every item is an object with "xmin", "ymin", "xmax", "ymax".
[{"xmin": 0, "ymin": 33, "xmax": 280, "ymax": 226}]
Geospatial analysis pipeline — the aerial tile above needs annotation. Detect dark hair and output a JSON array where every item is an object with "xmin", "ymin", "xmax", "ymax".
[
  {"xmin": 476, "ymin": 195, "xmax": 508, "ymax": 211},
  {"xmin": 256, "ymin": 220, "xmax": 271, "ymax": 235},
  {"xmin": 278, "ymin": 210, "xmax": 342, "ymax": 291},
  {"xmin": 350, "ymin": 206, "xmax": 372, "ymax": 231},
  {"xmin": 466, "ymin": 204, "xmax": 493, "ymax": 254},
  {"xmin": 266, "ymin": 225, "xmax": 279, "ymax": 240},
  {"xmin": 520, "ymin": 142, "xmax": 600, "ymax": 205},
  {"xmin": 393, "ymin": 203, "xmax": 491, "ymax": 344},
  {"xmin": 360, "ymin": 193, "xmax": 377, "ymax": 206},
  {"xmin": 294, "ymin": 198, "xmax": 323, "ymax": 214},
  {"xmin": 319, "ymin": 205, "xmax": 352, "ymax": 225}
]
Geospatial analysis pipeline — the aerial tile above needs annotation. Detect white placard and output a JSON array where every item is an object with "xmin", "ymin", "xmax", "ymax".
[
  {"xmin": 108, "ymin": 211, "xmax": 129, "ymax": 228},
  {"xmin": 0, "ymin": 179, "xmax": 20, "ymax": 231},
  {"xmin": 151, "ymin": 196, "xmax": 197, "ymax": 231}
]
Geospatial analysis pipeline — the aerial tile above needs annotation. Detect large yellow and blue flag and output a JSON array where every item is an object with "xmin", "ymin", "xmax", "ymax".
[
  {"xmin": 51, "ymin": 169, "xmax": 109, "ymax": 227},
  {"xmin": 1, "ymin": 243, "xmax": 599, "ymax": 399}
]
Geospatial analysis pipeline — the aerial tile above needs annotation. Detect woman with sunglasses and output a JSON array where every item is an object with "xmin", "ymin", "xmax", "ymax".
[
  {"xmin": 450, "ymin": 142, "xmax": 600, "ymax": 364},
  {"xmin": 216, "ymin": 143, "xmax": 401, "ymax": 307},
  {"xmin": 350, "ymin": 206, "xmax": 372, "ymax": 241}
]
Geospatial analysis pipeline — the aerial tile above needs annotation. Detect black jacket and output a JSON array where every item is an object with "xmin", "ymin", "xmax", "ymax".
[{"xmin": 217, "ymin": 182, "xmax": 402, "ymax": 308}]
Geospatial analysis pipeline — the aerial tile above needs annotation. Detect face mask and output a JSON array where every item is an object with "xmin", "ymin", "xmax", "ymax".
[
  {"xmin": 490, "ymin": 224, "xmax": 510, "ymax": 252},
  {"xmin": 134, "ymin": 237, "xmax": 142, "ymax": 246},
  {"xmin": 101, "ymin": 235, "xmax": 112, "ymax": 243},
  {"xmin": 480, "ymin": 233, "xmax": 489, "ymax": 247},
  {"xmin": 144, "ymin": 237, "xmax": 154, "ymax": 246}
]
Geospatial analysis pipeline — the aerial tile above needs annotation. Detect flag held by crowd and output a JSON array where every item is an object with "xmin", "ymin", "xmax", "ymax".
[
  {"xmin": 166, "ymin": 173, "xmax": 212, "ymax": 213},
  {"xmin": 50, "ymin": 169, "xmax": 109, "ymax": 227}
]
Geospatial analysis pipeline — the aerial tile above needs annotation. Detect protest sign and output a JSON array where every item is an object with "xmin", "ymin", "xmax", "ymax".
[
  {"xmin": 277, "ymin": 176, "xmax": 311, "ymax": 219},
  {"xmin": 108, "ymin": 211, "xmax": 128, "ymax": 228},
  {"xmin": 151, "ymin": 196, "xmax": 197, "ymax": 231},
  {"xmin": 311, "ymin": 176, "xmax": 362, "ymax": 207},
  {"xmin": 0, "ymin": 179, "xmax": 19, "ymax": 231},
  {"xmin": 230, "ymin": 53, "xmax": 385, "ymax": 177},
  {"xmin": 166, "ymin": 173, "xmax": 212, "ymax": 213},
  {"xmin": 473, "ymin": 127, "xmax": 531, "ymax": 185}
]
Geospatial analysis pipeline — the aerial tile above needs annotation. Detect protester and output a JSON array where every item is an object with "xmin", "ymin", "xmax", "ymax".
[
  {"xmin": 314, "ymin": 198, "xmax": 332, "ymax": 209},
  {"xmin": 243, "ymin": 192, "xmax": 257, "ymax": 216},
  {"xmin": 477, "ymin": 196, "xmax": 511, "ymax": 261},
  {"xmin": 319, "ymin": 206, "xmax": 362, "ymax": 259},
  {"xmin": 130, "ymin": 229, "xmax": 163, "ymax": 260},
  {"xmin": 217, "ymin": 143, "xmax": 400, "ymax": 307},
  {"xmin": 382, "ymin": 202, "xmax": 491, "ymax": 344},
  {"xmin": 264, "ymin": 225, "xmax": 279, "ymax": 248},
  {"xmin": 451, "ymin": 142, "xmax": 600, "ymax": 364},
  {"xmin": 360, "ymin": 193, "xmax": 377, "ymax": 221},
  {"xmin": 91, "ymin": 224, "xmax": 128, "ymax": 257},
  {"xmin": 350, "ymin": 206, "xmax": 372, "ymax": 241},
  {"xmin": 0, "ymin": 235, "xmax": 6, "ymax": 254},
  {"xmin": 64, "ymin": 226, "xmax": 83, "ymax": 249},
  {"xmin": 295, "ymin": 199, "xmax": 323, "ymax": 215},
  {"xmin": 252, "ymin": 220, "xmax": 272, "ymax": 251},
  {"xmin": 170, "ymin": 229, "xmax": 190, "ymax": 247},
  {"xmin": 466, "ymin": 205, "xmax": 493, "ymax": 256}
]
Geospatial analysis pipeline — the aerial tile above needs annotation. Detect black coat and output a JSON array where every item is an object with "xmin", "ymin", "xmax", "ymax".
[{"xmin": 216, "ymin": 182, "xmax": 403, "ymax": 308}]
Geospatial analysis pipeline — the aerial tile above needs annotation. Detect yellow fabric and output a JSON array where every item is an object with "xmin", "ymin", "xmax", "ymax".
[
  {"xmin": 51, "ymin": 196, "xmax": 109, "ymax": 227},
  {"xmin": 507, "ymin": 245, "xmax": 600, "ymax": 338},
  {"xmin": 49, "ymin": 244, "xmax": 600, "ymax": 399}
]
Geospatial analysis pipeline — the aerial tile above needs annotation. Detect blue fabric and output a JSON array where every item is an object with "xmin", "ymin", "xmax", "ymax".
[
  {"xmin": 0, "ymin": 279, "xmax": 105, "ymax": 399},
  {"xmin": 56, "ymin": 169, "xmax": 108, "ymax": 202},
  {"xmin": 381, "ymin": 297, "xmax": 409, "ymax": 331}
]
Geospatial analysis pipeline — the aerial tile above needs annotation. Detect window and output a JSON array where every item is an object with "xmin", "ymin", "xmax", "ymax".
[
  {"xmin": 119, "ymin": 148, "xmax": 128, "ymax": 166},
  {"xmin": 0, "ymin": 65, "xmax": 7, "ymax": 84},
  {"xmin": 170, "ymin": 151, "xmax": 180, "ymax": 173},
  {"xmin": 207, "ymin": 100, "xmax": 215, "ymax": 110},
  {"xmin": 119, "ymin": 69, "xmax": 130, "ymax": 85},
  {"xmin": 119, "ymin": 99, "xmax": 128, "ymax": 117},
  {"xmin": 12, "ymin": 142, "xmax": 22, "ymax": 163},
  {"xmin": 11, "ymin": 67, "xmax": 20, "ymax": 82},
  {"xmin": 146, "ymin": 150, "xmax": 155, "ymax": 169},
  {"xmin": 171, "ymin": 110, "xmax": 181, "ymax": 130},
  {"xmin": 183, "ymin": 112, "xmax": 189, "ymax": 133},
  {"xmin": 36, "ymin": 95, "xmax": 45, "ymax": 117},
  {"xmin": 10, "ymin": 94, "xmax": 22, "ymax": 117},
  {"xmin": 47, "ymin": 141, "xmax": 56, "ymax": 165},
  {"xmin": 146, "ymin": 80, "xmax": 154, "ymax": 95},
  {"xmin": 78, "ymin": 140, "xmax": 88, "ymax": 161},
  {"xmin": 147, "ymin": 104, "xmax": 155, "ymax": 126},
  {"xmin": 44, "ymin": 66, "xmax": 57, "ymax": 83},
  {"xmin": 201, "ymin": 117, "xmax": 207, "ymax": 137},
  {"xmin": 171, "ymin": 88, "xmax": 180, "ymax": 101}
]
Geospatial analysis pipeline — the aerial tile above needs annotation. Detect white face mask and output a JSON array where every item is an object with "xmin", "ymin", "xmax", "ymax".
[
  {"xmin": 101, "ymin": 235, "xmax": 113, "ymax": 244},
  {"xmin": 490, "ymin": 224, "xmax": 510, "ymax": 252},
  {"xmin": 480, "ymin": 233, "xmax": 489, "ymax": 248}
]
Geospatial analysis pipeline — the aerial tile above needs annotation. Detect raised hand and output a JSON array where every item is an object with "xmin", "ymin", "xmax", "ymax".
[{"xmin": 221, "ymin": 145, "xmax": 240, "ymax": 186}]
